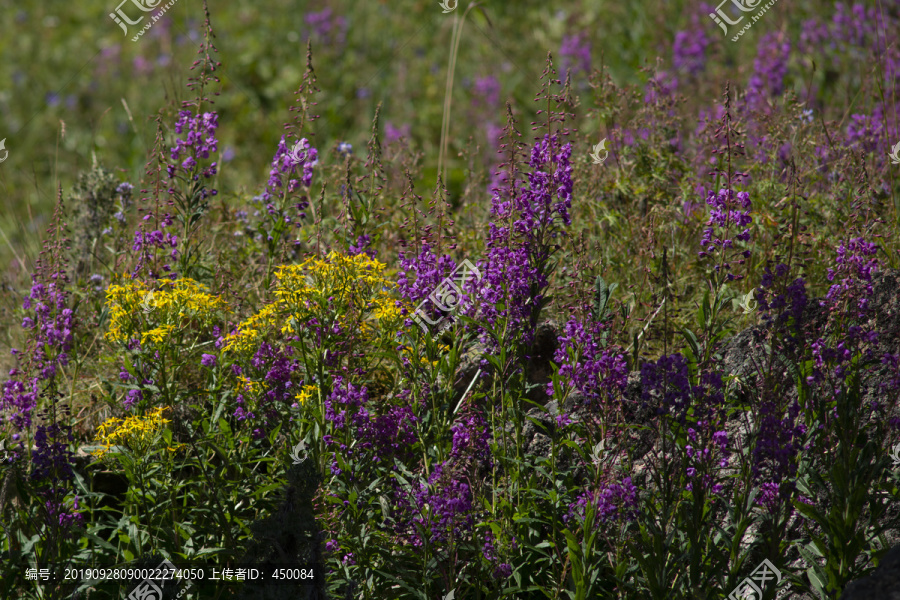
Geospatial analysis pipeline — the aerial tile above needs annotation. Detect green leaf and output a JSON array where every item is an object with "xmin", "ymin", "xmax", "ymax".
[
  {"xmin": 194, "ymin": 547, "xmax": 227, "ymax": 557},
  {"xmin": 680, "ymin": 327, "xmax": 700, "ymax": 359},
  {"xmin": 699, "ymin": 288, "xmax": 710, "ymax": 329}
]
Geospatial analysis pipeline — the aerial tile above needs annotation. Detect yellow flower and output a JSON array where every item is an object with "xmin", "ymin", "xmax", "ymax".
[
  {"xmin": 295, "ymin": 385, "xmax": 317, "ymax": 405},
  {"xmin": 92, "ymin": 406, "xmax": 173, "ymax": 460},
  {"xmin": 222, "ymin": 303, "xmax": 279, "ymax": 354},
  {"xmin": 104, "ymin": 276, "xmax": 227, "ymax": 345},
  {"xmin": 141, "ymin": 325, "xmax": 176, "ymax": 345},
  {"xmin": 235, "ymin": 375, "xmax": 261, "ymax": 395},
  {"xmin": 222, "ymin": 252, "xmax": 411, "ymax": 356}
]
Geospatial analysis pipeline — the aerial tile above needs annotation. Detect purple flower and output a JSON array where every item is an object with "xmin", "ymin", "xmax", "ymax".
[
  {"xmin": 130, "ymin": 217, "xmax": 177, "ymax": 278},
  {"xmin": 322, "ymin": 376, "xmax": 418, "ymax": 482},
  {"xmin": 467, "ymin": 133, "xmax": 574, "ymax": 345},
  {"xmin": 757, "ymin": 482, "xmax": 782, "ymax": 512},
  {"xmin": 548, "ymin": 317, "xmax": 628, "ymax": 409},
  {"xmin": 168, "ymin": 110, "xmax": 219, "ymax": 196},
  {"xmin": 754, "ymin": 262, "xmax": 808, "ymax": 342},
  {"xmin": 845, "ymin": 113, "xmax": 882, "ymax": 154},
  {"xmin": 449, "ymin": 408, "xmax": 492, "ymax": 472},
  {"xmin": 472, "ymin": 76, "xmax": 501, "ymax": 107},
  {"xmin": 559, "ymin": 33, "xmax": 591, "ymax": 78},
  {"xmin": 385, "ymin": 122, "xmax": 411, "ymax": 143},
  {"xmin": 124, "ymin": 389, "xmax": 143, "ymax": 409},
  {"xmin": 355, "ymin": 404, "xmax": 419, "ymax": 468},
  {"xmin": 565, "ymin": 477, "xmax": 639, "ymax": 527},
  {"xmin": 752, "ymin": 400, "xmax": 806, "ymax": 508},
  {"xmin": 482, "ymin": 531, "xmax": 498, "ymax": 561},
  {"xmin": 644, "ymin": 70, "xmax": 678, "ymax": 104},
  {"xmin": 44, "ymin": 494, "xmax": 85, "ymax": 533},
  {"xmin": 643, "ymin": 352, "xmax": 735, "ymax": 495},
  {"xmin": 304, "ymin": 8, "xmax": 348, "ymax": 46},
  {"xmin": 348, "ymin": 234, "xmax": 372, "ymax": 257},
  {"xmin": 832, "ymin": 2, "xmax": 878, "ymax": 47},
  {"xmin": 232, "ymin": 342, "xmax": 301, "ymax": 436},
  {"xmin": 493, "ymin": 563, "xmax": 513, "ymax": 579},
  {"xmin": 673, "ymin": 11, "xmax": 711, "ymax": 77},
  {"xmin": 261, "ymin": 136, "xmax": 318, "ymax": 204},
  {"xmin": 823, "ymin": 236, "xmax": 878, "ymax": 317},
  {"xmin": 1, "ymin": 274, "xmax": 74, "ymax": 429},
  {"xmin": 412, "ymin": 462, "xmax": 475, "ymax": 544},
  {"xmin": 201, "ymin": 353, "xmax": 217, "ymax": 368},
  {"xmin": 746, "ymin": 32, "xmax": 791, "ymax": 110},
  {"xmin": 324, "ymin": 376, "xmax": 367, "ymax": 431},
  {"xmin": 397, "ymin": 242, "xmax": 458, "ymax": 309},
  {"xmin": 697, "ymin": 187, "xmax": 753, "ymax": 282},
  {"xmin": 30, "ymin": 423, "xmax": 75, "ymax": 483}
]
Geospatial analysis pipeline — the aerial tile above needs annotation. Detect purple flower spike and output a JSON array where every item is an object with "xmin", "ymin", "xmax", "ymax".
[{"xmin": 168, "ymin": 110, "xmax": 219, "ymax": 198}]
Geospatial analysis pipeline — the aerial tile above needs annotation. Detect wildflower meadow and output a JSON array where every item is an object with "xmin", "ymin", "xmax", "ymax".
[{"xmin": 2, "ymin": 0, "xmax": 900, "ymax": 598}]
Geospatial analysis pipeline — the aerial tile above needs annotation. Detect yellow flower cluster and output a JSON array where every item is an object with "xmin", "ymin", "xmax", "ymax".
[
  {"xmin": 92, "ymin": 406, "xmax": 174, "ymax": 459},
  {"xmin": 223, "ymin": 252, "xmax": 408, "ymax": 354},
  {"xmin": 222, "ymin": 304, "xmax": 279, "ymax": 354},
  {"xmin": 105, "ymin": 276, "xmax": 227, "ymax": 345},
  {"xmin": 141, "ymin": 325, "xmax": 176, "ymax": 345}
]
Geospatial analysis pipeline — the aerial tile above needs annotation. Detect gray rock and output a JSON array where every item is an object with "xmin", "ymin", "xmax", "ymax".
[{"xmin": 840, "ymin": 543, "xmax": 900, "ymax": 600}]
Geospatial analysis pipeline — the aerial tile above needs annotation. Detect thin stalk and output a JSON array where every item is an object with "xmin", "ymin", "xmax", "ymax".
[{"xmin": 436, "ymin": 3, "xmax": 481, "ymax": 186}]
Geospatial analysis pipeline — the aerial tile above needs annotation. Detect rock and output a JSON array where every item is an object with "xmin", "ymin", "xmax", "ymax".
[
  {"xmin": 718, "ymin": 268, "xmax": 900, "ymax": 412},
  {"xmin": 234, "ymin": 458, "xmax": 328, "ymax": 600},
  {"xmin": 452, "ymin": 342, "xmax": 490, "ymax": 403},
  {"xmin": 523, "ymin": 320, "xmax": 559, "ymax": 407},
  {"xmin": 452, "ymin": 320, "xmax": 560, "ymax": 409},
  {"xmin": 840, "ymin": 543, "xmax": 900, "ymax": 600}
]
